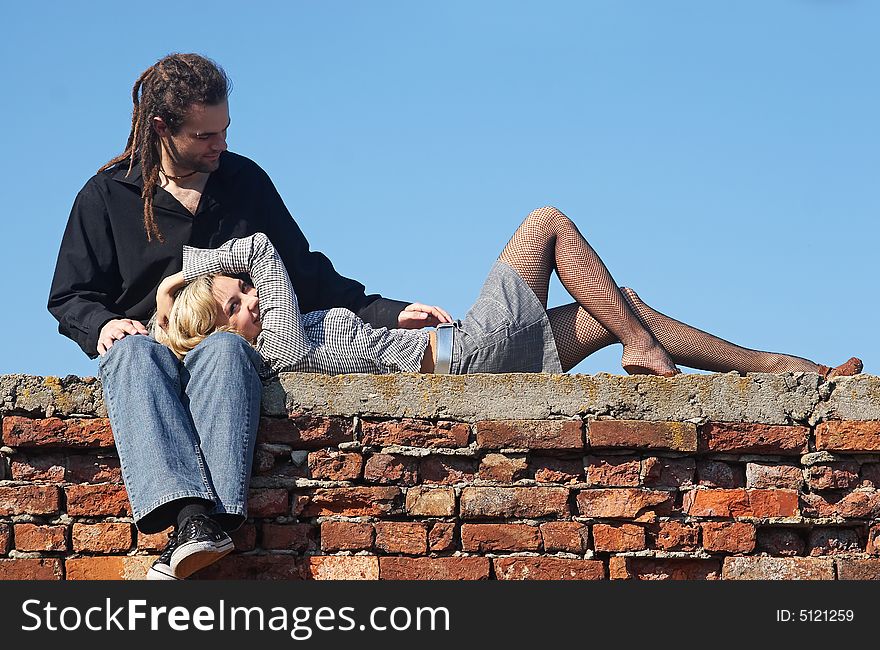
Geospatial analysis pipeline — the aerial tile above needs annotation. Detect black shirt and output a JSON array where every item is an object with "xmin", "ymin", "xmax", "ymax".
[{"xmin": 48, "ymin": 151, "xmax": 408, "ymax": 358}]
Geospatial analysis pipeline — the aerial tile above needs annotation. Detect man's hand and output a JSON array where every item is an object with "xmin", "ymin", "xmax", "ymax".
[
  {"xmin": 398, "ymin": 303, "xmax": 453, "ymax": 329},
  {"xmin": 97, "ymin": 318, "xmax": 149, "ymax": 355}
]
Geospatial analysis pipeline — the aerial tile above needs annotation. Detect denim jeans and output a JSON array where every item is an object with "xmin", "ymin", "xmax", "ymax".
[{"xmin": 98, "ymin": 332, "xmax": 263, "ymax": 534}]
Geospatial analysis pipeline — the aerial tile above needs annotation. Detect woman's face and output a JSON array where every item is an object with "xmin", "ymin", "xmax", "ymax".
[{"xmin": 211, "ymin": 275, "xmax": 262, "ymax": 341}]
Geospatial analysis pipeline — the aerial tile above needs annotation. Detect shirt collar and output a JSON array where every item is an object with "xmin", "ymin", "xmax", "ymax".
[{"xmin": 109, "ymin": 150, "xmax": 245, "ymax": 188}]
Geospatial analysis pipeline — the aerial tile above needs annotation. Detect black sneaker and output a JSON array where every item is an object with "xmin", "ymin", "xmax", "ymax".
[
  {"xmin": 170, "ymin": 514, "xmax": 234, "ymax": 578},
  {"xmin": 146, "ymin": 532, "xmax": 180, "ymax": 581}
]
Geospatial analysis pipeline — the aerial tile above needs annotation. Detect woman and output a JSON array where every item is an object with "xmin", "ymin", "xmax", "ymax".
[{"xmin": 155, "ymin": 206, "xmax": 862, "ymax": 380}]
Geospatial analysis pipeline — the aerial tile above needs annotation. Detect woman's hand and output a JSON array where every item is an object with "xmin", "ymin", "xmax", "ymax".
[
  {"xmin": 398, "ymin": 303, "xmax": 453, "ymax": 329},
  {"xmin": 156, "ymin": 271, "xmax": 186, "ymax": 332}
]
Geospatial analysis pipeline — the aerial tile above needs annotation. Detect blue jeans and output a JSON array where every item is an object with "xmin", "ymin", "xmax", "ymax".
[{"xmin": 98, "ymin": 332, "xmax": 263, "ymax": 534}]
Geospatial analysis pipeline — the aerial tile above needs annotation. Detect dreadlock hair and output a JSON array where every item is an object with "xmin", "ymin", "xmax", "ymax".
[{"xmin": 99, "ymin": 53, "xmax": 231, "ymax": 243}]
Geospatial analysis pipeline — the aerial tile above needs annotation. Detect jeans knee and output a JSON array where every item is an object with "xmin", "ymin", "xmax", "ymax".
[
  {"xmin": 187, "ymin": 331, "xmax": 262, "ymax": 372},
  {"xmin": 99, "ymin": 333, "xmax": 170, "ymax": 372}
]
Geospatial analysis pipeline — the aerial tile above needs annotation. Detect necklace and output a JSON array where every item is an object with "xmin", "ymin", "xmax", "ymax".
[{"xmin": 160, "ymin": 167, "xmax": 198, "ymax": 181}]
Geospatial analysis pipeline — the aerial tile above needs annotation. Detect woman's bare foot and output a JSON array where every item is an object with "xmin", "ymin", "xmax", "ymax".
[
  {"xmin": 817, "ymin": 357, "xmax": 863, "ymax": 379},
  {"xmin": 621, "ymin": 340, "xmax": 681, "ymax": 377}
]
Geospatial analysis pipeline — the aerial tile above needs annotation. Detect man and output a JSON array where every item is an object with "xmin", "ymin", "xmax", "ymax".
[{"xmin": 48, "ymin": 53, "xmax": 447, "ymax": 580}]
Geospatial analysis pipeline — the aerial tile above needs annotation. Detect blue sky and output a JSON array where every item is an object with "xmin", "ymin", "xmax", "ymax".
[{"xmin": 1, "ymin": 1, "xmax": 876, "ymax": 377}]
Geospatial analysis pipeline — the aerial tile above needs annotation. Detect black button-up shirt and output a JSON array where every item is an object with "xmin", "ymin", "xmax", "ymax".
[{"xmin": 48, "ymin": 151, "xmax": 408, "ymax": 358}]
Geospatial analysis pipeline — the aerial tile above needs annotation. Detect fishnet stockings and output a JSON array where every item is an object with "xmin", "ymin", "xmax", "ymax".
[{"xmin": 498, "ymin": 207, "xmax": 820, "ymax": 375}]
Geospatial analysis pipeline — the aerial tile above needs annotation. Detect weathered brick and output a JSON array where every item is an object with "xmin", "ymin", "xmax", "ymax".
[
  {"xmin": 478, "ymin": 453, "xmax": 528, "ymax": 482},
  {"xmin": 2, "ymin": 416, "xmax": 113, "ymax": 447},
  {"xmin": 65, "ymin": 556, "xmax": 153, "ymax": 580},
  {"xmin": 361, "ymin": 419, "xmax": 470, "ymax": 448},
  {"xmin": 419, "ymin": 456, "xmax": 476, "ymax": 484},
  {"xmin": 585, "ymin": 455, "xmax": 641, "ymax": 486},
  {"xmin": 531, "ymin": 456, "xmax": 583, "ymax": 484},
  {"xmin": 247, "ymin": 488, "xmax": 290, "ymax": 517},
  {"xmin": 303, "ymin": 556, "xmax": 378, "ymax": 580},
  {"xmin": 651, "ymin": 521, "xmax": 699, "ymax": 551},
  {"xmin": 576, "ymin": 488, "xmax": 673, "ymax": 520},
  {"xmin": 816, "ymin": 421, "xmax": 880, "ymax": 452},
  {"xmin": 0, "ymin": 524, "xmax": 9, "ymax": 555},
  {"xmin": 807, "ymin": 528, "xmax": 863, "ymax": 556},
  {"xmin": 380, "ymin": 557, "xmax": 490, "ymax": 580},
  {"xmin": 304, "ymin": 487, "xmax": 401, "ymax": 517},
  {"xmin": 746, "ymin": 463, "xmax": 803, "ymax": 490},
  {"xmin": 405, "ymin": 487, "xmax": 456, "ymax": 516},
  {"xmin": 460, "ymin": 487, "xmax": 569, "ymax": 519},
  {"xmin": 9, "ymin": 453, "xmax": 65, "ymax": 482},
  {"xmin": 363, "ymin": 454, "xmax": 419, "ymax": 485},
  {"xmin": 609, "ymin": 557, "xmax": 720, "ymax": 580},
  {"xmin": 870, "ymin": 525, "xmax": 880, "ymax": 556},
  {"xmin": 195, "ymin": 555, "xmax": 302, "ymax": 580},
  {"xmin": 258, "ymin": 415, "xmax": 353, "ymax": 448},
  {"xmin": 701, "ymin": 522, "xmax": 756, "ymax": 553},
  {"xmin": 65, "ymin": 484, "xmax": 129, "ymax": 516},
  {"xmin": 861, "ymin": 463, "xmax": 880, "ymax": 489},
  {"xmin": 539, "ymin": 522, "xmax": 589, "ymax": 553},
  {"xmin": 836, "ymin": 559, "xmax": 880, "ymax": 580},
  {"xmin": 722, "ymin": 557, "xmax": 834, "ymax": 580},
  {"xmin": 321, "ymin": 521, "xmax": 374, "ymax": 552},
  {"xmin": 756, "ymin": 528, "xmax": 805, "ymax": 556},
  {"xmin": 696, "ymin": 460, "xmax": 745, "ymax": 488},
  {"xmin": 71, "ymin": 523, "xmax": 132, "ymax": 553},
  {"xmin": 460, "ymin": 523, "xmax": 541, "ymax": 552},
  {"xmin": 66, "ymin": 454, "xmax": 122, "ymax": 483},
  {"xmin": 308, "ymin": 450, "xmax": 363, "ymax": 481},
  {"xmin": 231, "ymin": 523, "xmax": 257, "ymax": 552},
  {"xmin": 494, "ymin": 557, "xmax": 605, "ymax": 580},
  {"xmin": 806, "ymin": 462, "xmax": 860, "ymax": 491},
  {"xmin": 801, "ymin": 490, "xmax": 880, "ymax": 519},
  {"xmin": 374, "ymin": 521, "xmax": 428, "ymax": 554},
  {"xmin": 261, "ymin": 524, "xmax": 319, "ymax": 552},
  {"xmin": 0, "ymin": 558, "xmax": 63, "ymax": 580},
  {"xmin": 641, "ymin": 457, "xmax": 695, "ymax": 488},
  {"xmin": 14, "ymin": 524, "xmax": 68, "ymax": 552},
  {"xmin": 593, "ymin": 523, "xmax": 645, "ymax": 552},
  {"xmin": 0, "ymin": 485, "xmax": 61, "ymax": 515},
  {"xmin": 476, "ymin": 419, "xmax": 582, "ymax": 449},
  {"xmin": 682, "ymin": 489, "xmax": 798, "ymax": 518},
  {"xmin": 428, "ymin": 522, "xmax": 456, "ymax": 552},
  {"xmin": 138, "ymin": 528, "xmax": 174, "ymax": 552},
  {"xmin": 588, "ymin": 420, "xmax": 696, "ymax": 452},
  {"xmin": 700, "ymin": 422, "xmax": 807, "ymax": 454}
]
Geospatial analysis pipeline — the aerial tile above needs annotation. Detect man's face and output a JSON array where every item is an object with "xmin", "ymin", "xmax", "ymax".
[
  {"xmin": 157, "ymin": 100, "xmax": 230, "ymax": 173},
  {"xmin": 211, "ymin": 275, "xmax": 262, "ymax": 342}
]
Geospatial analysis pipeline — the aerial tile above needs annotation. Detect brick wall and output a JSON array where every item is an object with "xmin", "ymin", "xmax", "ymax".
[{"xmin": 1, "ymin": 372, "xmax": 879, "ymax": 580}]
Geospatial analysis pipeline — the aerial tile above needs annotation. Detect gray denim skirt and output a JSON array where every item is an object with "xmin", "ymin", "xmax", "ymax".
[{"xmin": 449, "ymin": 261, "xmax": 563, "ymax": 374}]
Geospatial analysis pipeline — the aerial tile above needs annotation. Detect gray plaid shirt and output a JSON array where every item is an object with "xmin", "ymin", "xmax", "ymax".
[{"xmin": 182, "ymin": 233, "xmax": 429, "ymax": 378}]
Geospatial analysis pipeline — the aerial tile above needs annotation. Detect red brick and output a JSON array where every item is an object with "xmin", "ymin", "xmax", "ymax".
[
  {"xmin": 405, "ymin": 487, "xmax": 456, "ymax": 516},
  {"xmin": 539, "ymin": 522, "xmax": 589, "ymax": 553},
  {"xmin": 701, "ymin": 522, "xmax": 756, "ymax": 553},
  {"xmin": 722, "ymin": 557, "xmax": 834, "ymax": 580},
  {"xmin": 9, "ymin": 453, "xmax": 65, "ymax": 482},
  {"xmin": 696, "ymin": 460, "xmax": 745, "ymax": 488},
  {"xmin": 476, "ymin": 419, "xmax": 582, "ymax": 449},
  {"xmin": 419, "ymin": 456, "xmax": 477, "ymax": 484},
  {"xmin": 589, "ymin": 420, "xmax": 696, "ymax": 452},
  {"xmin": 247, "ymin": 488, "xmax": 290, "ymax": 517},
  {"xmin": 460, "ymin": 487, "xmax": 569, "ymax": 519},
  {"xmin": 0, "ymin": 485, "xmax": 61, "ymax": 515},
  {"xmin": 478, "ymin": 454, "xmax": 528, "ymax": 482},
  {"xmin": 71, "ymin": 523, "xmax": 132, "ymax": 553},
  {"xmin": 460, "ymin": 523, "xmax": 541, "ymax": 552},
  {"xmin": 592, "ymin": 523, "xmax": 645, "ymax": 552},
  {"xmin": 428, "ymin": 522, "xmax": 456, "ymax": 552},
  {"xmin": 258, "ymin": 415, "xmax": 353, "ymax": 448},
  {"xmin": 651, "ymin": 521, "xmax": 700, "ymax": 551},
  {"xmin": 303, "ymin": 487, "xmax": 402, "ymax": 517},
  {"xmin": 379, "ymin": 557, "xmax": 490, "ymax": 580},
  {"xmin": 585, "ymin": 455, "xmax": 641, "ymax": 486},
  {"xmin": 531, "ymin": 457, "xmax": 583, "ymax": 484},
  {"xmin": 65, "ymin": 484, "xmax": 129, "ymax": 516},
  {"xmin": 374, "ymin": 522, "xmax": 428, "ymax": 554},
  {"xmin": 816, "ymin": 421, "xmax": 880, "ymax": 452},
  {"xmin": 231, "ymin": 523, "xmax": 257, "ymax": 552},
  {"xmin": 321, "ymin": 521, "xmax": 374, "ymax": 552},
  {"xmin": 2, "ymin": 416, "xmax": 114, "ymax": 447},
  {"xmin": 756, "ymin": 528, "xmax": 805, "ymax": 556},
  {"xmin": 66, "ymin": 454, "xmax": 123, "ymax": 483},
  {"xmin": 807, "ymin": 528, "xmax": 862, "ymax": 555},
  {"xmin": 836, "ymin": 559, "xmax": 880, "ymax": 580},
  {"xmin": 65, "ymin": 557, "xmax": 153, "ymax": 580},
  {"xmin": 682, "ymin": 489, "xmax": 798, "ymax": 518},
  {"xmin": 746, "ymin": 463, "xmax": 803, "ymax": 490},
  {"xmin": 361, "ymin": 419, "xmax": 470, "ymax": 448},
  {"xmin": 576, "ymin": 488, "xmax": 673, "ymax": 520},
  {"xmin": 0, "ymin": 524, "xmax": 9, "ymax": 555},
  {"xmin": 610, "ymin": 557, "xmax": 720, "ymax": 580},
  {"xmin": 194, "ymin": 555, "xmax": 302, "ymax": 580},
  {"xmin": 14, "ymin": 524, "xmax": 68, "ymax": 552},
  {"xmin": 303, "ymin": 556, "xmax": 378, "ymax": 580},
  {"xmin": 801, "ymin": 490, "xmax": 880, "ymax": 519},
  {"xmin": 642, "ymin": 457, "xmax": 695, "ymax": 488},
  {"xmin": 138, "ymin": 528, "xmax": 174, "ymax": 552},
  {"xmin": 494, "ymin": 557, "xmax": 604, "ymax": 580},
  {"xmin": 700, "ymin": 422, "xmax": 807, "ymax": 454},
  {"xmin": 363, "ymin": 454, "xmax": 419, "ymax": 485},
  {"xmin": 261, "ymin": 524, "xmax": 319, "ymax": 551},
  {"xmin": 0, "ymin": 558, "xmax": 63, "ymax": 580},
  {"xmin": 308, "ymin": 450, "xmax": 363, "ymax": 481},
  {"xmin": 806, "ymin": 462, "xmax": 860, "ymax": 491}
]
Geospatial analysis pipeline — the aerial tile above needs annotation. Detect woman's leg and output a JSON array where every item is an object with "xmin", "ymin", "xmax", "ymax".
[{"xmin": 498, "ymin": 206, "xmax": 679, "ymax": 376}]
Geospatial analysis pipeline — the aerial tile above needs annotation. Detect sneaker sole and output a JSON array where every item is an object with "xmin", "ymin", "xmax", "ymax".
[
  {"xmin": 171, "ymin": 538, "xmax": 235, "ymax": 578},
  {"xmin": 146, "ymin": 565, "xmax": 180, "ymax": 581}
]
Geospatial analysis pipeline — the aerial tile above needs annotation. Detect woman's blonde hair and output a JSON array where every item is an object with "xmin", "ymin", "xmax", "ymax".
[{"xmin": 152, "ymin": 274, "xmax": 239, "ymax": 359}]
